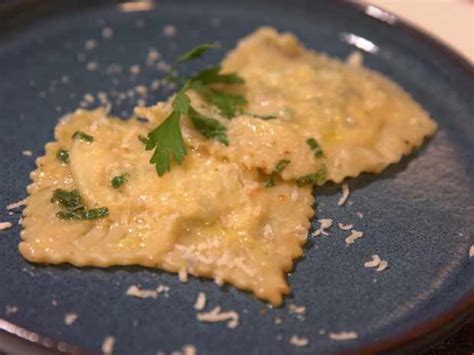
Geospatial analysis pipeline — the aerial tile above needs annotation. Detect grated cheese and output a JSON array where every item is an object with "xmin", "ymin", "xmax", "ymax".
[
  {"xmin": 194, "ymin": 292, "xmax": 206, "ymax": 311},
  {"xmin": 337, "ymin": 183, "xmax": 350, "ymax": 206},
  {"xmin": 129, "ymin": 65, "xmax": 141, "ymax": 75},
  {"xmin": 263, "ymin": 224, "xmax": 274, "ymax": 239},
  {"xmin": 5, "ymin": 305, "xmax": 18, "ymax": 315},
  {"xmin": 102, "ymin": 27, "xmax": 114, "ymax": 39},
  {"xmin": 469, "ymin": 245, "xmax": 474, "ymax": 258},
  {"xmin": 179, "ymin": 268, "xmax": 189, "ymax": 283},
  {"xmin": 86, "ymin": 62, "xmax": 98, "ymax": 71},
  {"xmin": 22, "ymin": 150, "xmax": 33, "ymax": 156},
  {"xmin": 338, "ymin": 223, "xmax": 353, "ymax": 231},
  {"xmin": 0, "ymin": 222, "xmax": 12, "ymax": 231},
  {"xmin": 84, "ymin": 39, "xmax": 97, "ymax": 50},
  {"xmin": 376, "ymin": 260, "xmax": 389, "ymax": 272},
  {"xmin": 364, "ymin": 255, "xmax": 381, "ymax": 268},
  {"xmin": 6, "ymin": 198, "xmax": 27, "ymax": 211},
  {"xmin": 64, "ymin": 313, "xmax": 78, "ymax": 325},
  {"xmin": 101, "ymin": 336, "xmax": 115, "ymax": 355},
  {"xmin": 289, "ymin": 304, "xmax": 306, "ymax": 316},
  {"xmin": 274, "ymin": 317, "xmax": 283, "ymax": 325},
  {"xmin": 346, "ymin": 51, "xmax": 363, "ymax": 67},
  {"xmin": 345, "ymin": 230, "xmax": 364, "ymax": 245},
  {"xmin": 163, "ymin": 25, "xmax": 177, "ymax": 37},
  {"xmin": 289, "ymin": 335, "xmax": 309, "ymax": 347},
  {"xmin": 126, "ymin": 284, "xmax": 169, "ymax": 299},
  {"xmin": 329, "ymin": 331, "xmax": 358, "ymax": 341},
  {"xmin": 197, "ymin": 306, "xmax": 239, "ymax": 329},
  {"xmin": 312, "ymin": 218, "xmax": 333, "ymax": 237}
]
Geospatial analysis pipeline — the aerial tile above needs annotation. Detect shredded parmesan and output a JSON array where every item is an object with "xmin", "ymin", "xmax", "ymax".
[
  {"xmin": 338, "ymin": 223, "xmax": 353, "ymax": 231},
  {"xmin": 289, "ymin": 304, "xmax": 306, "ymax": 316},
  {"xmin": 337, "ymin": 183, "xmax": 350, "ymax": 206},
  {"xmin": 179, "ymin": 268, "xmax": 189, "ymax": 283},
  {"xmin": 102, "ymin": 27, "xmax": 114, "ymax": 39},
  {"xmin": 182, "ymin": 345, "xmax": 197, "ymax": 355},
  {"xmin": 101, "ymin": 336, "xmax": 115, "ymax": 355},
  {"xmin": 274, "ymin": 317, "xmax": 283, "ymax": 325},
  {"xmin": 22, "ymin": 150, "xmax": 33, "ymax": 156},
  {"xmin": 376, "ymin": 260, "xmax": 389, "ymax": 272},
  {"xmin": 346, "ymin": 51, "xmax": 363, "ymax": 67},
  {"xmin": 126, "ymin": 284, "xmax": 169, "ymax": 298},
  {"xmin": 64, "ymin": 313, "xmax": 78, "ymax": 325},
  {"xmin": 263, "ymin": 224, "xmax": 274, "ymax": 239},
  {"xmin": 469, "ymin": 245, "xmax": 474, "ymax": 258},
  {"xmin": 194, "ymin": 292, "xmax": 206, "ymax": 311},
  {"xmin": 289, "ymin": 335, "xmax": 309, "ymax": 347},
  {"xmin": 312, "ymin": 218, "xmax": 333, "ymax": 237},
  {"xmin": 163, "ymin": 25, "xmax": 177, "ymax": 37},
  {"xmin": 364, "ymin": 254, "xmax": 389, "ymax": 272},
  {"xmin": 130, "ymin": 65, "xmax": 141, "ymax": 75},
  {"xmin": 364, "ymin": 255, "xmax": 381, "ymax": 268},
  {"xmin": 197, "ymin": 306, "xmax": 239, "ymax": 329},
  {"xmin": 329, "ymin": 331, "xmax": 358, "ymax": 341},
  {"xmin": 345, "ymin": 230, "xmax": 364, "ymax": 245},
  {"xmin": 0, "ymin": 222, "xmax": 12, "ymax": 231},
  {"xmin": 6, "ymin": 198, "xmax": 27, "ymax": 211},
  {"xmin": 5, "ymin": 305, "xmax": 18, "ymax": 315},
  {"xmin": 86, "ymin": 62, "xmax": 98, "ymax": 71},
  {"xmin": 356, "ymin": 212, "xmax": 364, "ymax": 218}
]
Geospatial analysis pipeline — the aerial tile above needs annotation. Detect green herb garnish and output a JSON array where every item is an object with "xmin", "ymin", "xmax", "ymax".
[
  {"xmin": 189, "ymin": 108, "xmax": 229, "ymax": 145},
  {"xmin": 306, "ymin": 138, "xmax": 324, "ymax": 158},
  {"xmin": 111, "ymin": 174, "xmax": 129, "ymax": 189},
  {"xmin": 146, "ymin": 43, "xmax": 246, "ymax": 176},
  {"xmin": 51, "ymin": 188, "xmax": 108, "ymax": 220},
  {"xmin": 295, "ymin": 166, "xmax": 327, "ymax": 187},
  {"xmin": 177, "ymin": 43, "xmax": 220, "ymax": 63},
  {"xmin": 265, "ymin": 159, "xmax": 291, "ymax": 187},
  {"xmin": 72, "ymin": 130, "xmax": 94, "ymax": 143},
  {"xmin": 56, "ymin": 149, "xmax": 69, "ymax": 163}
]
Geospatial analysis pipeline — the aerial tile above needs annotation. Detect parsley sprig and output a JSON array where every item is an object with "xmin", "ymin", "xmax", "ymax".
[
  {"xmin": 145, "ymin": 43, "xmax": 246, "ymax": 176},
  {"xmin": 265, "ymin": 160, "xmax": 291, "ymax": 187}
]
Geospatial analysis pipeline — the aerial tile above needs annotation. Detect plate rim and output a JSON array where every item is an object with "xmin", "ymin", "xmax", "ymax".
[{"xmin": 0, "ymin": 1, "xmax": 473, "ymax": 354}]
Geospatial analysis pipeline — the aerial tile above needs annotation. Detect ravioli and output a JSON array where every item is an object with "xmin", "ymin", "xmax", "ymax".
[
  {"xmin": 20, "ymin": 109, "xmax": 314, "ymax": 305},
  {"xmin": 139, "ymin": 28, "xmax": 435, "ymax": 182},
  {"xmin": 20, "ymin": 27, "xmax": 437, "ymax": 305}
]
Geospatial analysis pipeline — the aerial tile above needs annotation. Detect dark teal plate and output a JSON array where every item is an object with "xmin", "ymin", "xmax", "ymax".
[{"xmin": 0, "ymin": 1, "xmax": 473, "ymax": 354}]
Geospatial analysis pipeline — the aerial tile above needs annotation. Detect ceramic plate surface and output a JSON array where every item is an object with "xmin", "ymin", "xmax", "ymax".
[{"xmin": 0, "ymin": 1, "xmax": 473, "ymax": 354}]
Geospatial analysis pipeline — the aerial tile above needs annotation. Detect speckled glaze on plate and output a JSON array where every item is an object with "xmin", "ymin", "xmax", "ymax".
[{"xmin": 0, "ymin": 1, "xmax": 473, "ymax": 354}]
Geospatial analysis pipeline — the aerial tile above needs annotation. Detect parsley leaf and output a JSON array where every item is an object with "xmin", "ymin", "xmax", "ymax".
[
  {"xmin": 265, "ymin": 159, "xmax": 290, "ymax": 187},
  {"xmin": 191, "ymin": 81, "xmax": 247, "ymax": 118},
  {"xmin": 177, "ymin": 43, "xmax": 220, "ymax": 63},
  {"xmin": 172, "ymin": 90, "xmax": 191, "ymax": 115},
  {"xmin": 248, "ymin": 113, "xmax": 277, "ymax": 120},
  {"xmin": 51, "ymin": 189, "xmax": 83, "ymax": 210},
  {"xmin": 146, "ymin": 110, "xmax": 187, "ymax": 176},
  {"xmin": 306, "ymin": 138, "xmax": 324, "ymax": 158},
  {"xmin": 189, "ymin": 108, "xmax": 229, "ymax": 146},
  {"xmin": 72, "ymin": 130, "xmax": 94, "ymax": 142},
  {"xmin": 295, "ymin": 166, "xmax": 327, "ymax": 187},
  {"xmin": 56, "ymin": 149, "xmax": 69, "ymax": 163},
  {"xmin": 191, "ymin": 65, "xmax": 245, "ymax": 85},
  {"xmin": 111, "ymin": 174, "xmax": 129, "ymax": 189}
]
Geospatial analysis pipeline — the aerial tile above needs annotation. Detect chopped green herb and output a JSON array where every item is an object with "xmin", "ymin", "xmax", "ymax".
[
  {"xmin": 56, "ymin": 149, "xmax": 69, "ymax": 163},
  {"xmin": 51, "ymin": 189, "xmax": 83, "ymax": 210},
  {"xmin": 177, "ymin": 43, "xmax": 220, "ymax": 63},
  {"xmin": 111, "ymin": 174, "xmax": 129, "ymax": 189},
  {"xmin": 82, "ymin": 207, "xmax": 109, "ymax": 220},
  {"xmin": 51, "ymin": 188, "xmax": 108, "ymax": 221},
  {"xmin": 189, "ymin": 108, "xmax": 229, "ymax": 146},
  {"xmin": 306, "ymin": 138, "xmax": 324, "ymax": 158},
  {"xmin": 265, "ymin": 159, "xmax": 291, "ymax": 187},
  {"xmin": 72, "ymin": 130, "xmax": 94, "ymax": 142},
  {"xmin": 295, "ymin": 166, "xmax": 327, "ymax": 187}
]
